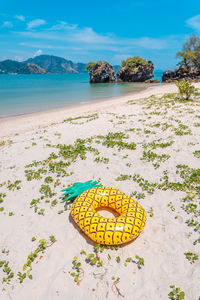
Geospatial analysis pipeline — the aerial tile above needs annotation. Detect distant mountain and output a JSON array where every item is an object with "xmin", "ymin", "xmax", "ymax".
[
  {"xmin": 25, "ymin": 55, "xmax": 86, "ymax": 74},
  {"xmin": 19, "ymin": 63, "xmax": 46, "ymax": 74},
  {"xmin": 0, "ymin": 55, "xmax": 87, "ymax": 74},
  {"xmin": 0, "ymin": 60, "xmax": 47, "ymax": 74},
  {"xmin": 0, "ymin": 60, "xmax": 23, "ymax": 74}
]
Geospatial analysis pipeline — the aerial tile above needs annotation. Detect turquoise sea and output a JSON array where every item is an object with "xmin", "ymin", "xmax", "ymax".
[{"xmin": 0, "ymin": 71, "xmax": 163, "ymax": 117}]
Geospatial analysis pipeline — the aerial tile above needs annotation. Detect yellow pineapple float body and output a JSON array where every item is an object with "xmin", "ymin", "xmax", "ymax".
[{"xmin": 70, "ymin": 185, "xmax": 146, "ymax": 245}]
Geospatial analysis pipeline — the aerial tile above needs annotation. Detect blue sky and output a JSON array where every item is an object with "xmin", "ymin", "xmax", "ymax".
[{"xmin": 1, "ymin": 0, "xmax": 200, "ymax": 69}]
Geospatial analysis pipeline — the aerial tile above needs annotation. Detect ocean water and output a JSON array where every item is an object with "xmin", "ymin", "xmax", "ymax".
[{"xmin": 0, "ymin": 71, "xmax": 162, "ymax": 117}]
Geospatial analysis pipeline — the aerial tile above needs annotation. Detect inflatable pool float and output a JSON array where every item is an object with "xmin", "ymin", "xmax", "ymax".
[{"xmin": 61, "ymin": 181, "xmax": 146, "ymax": 245}]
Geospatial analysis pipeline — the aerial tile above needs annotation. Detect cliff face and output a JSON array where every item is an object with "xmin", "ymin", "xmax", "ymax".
[
  {"xmin": 162, "ymin": 67, "xmax": 200, "ymax": 82},
  {"xmin": 117, "ymin": 61, "xmax": 154, "ymax": 82},
  {"xmin": 90, "ymin": 61, "xmax": 115, "ymax": 83},
  {"xmin": 18, "ymin": 63, "xmax": 46, "ymax": 74}
]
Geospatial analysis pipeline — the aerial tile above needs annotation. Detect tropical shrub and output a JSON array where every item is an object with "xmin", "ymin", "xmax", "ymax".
[
  {"xmin": 86, "ymin": 60, "xmax": 107, "ymax": 72},
  {"xmin": 121, "ymin": 56, "xmax": 150, "ymax": 70},
  {"xmin": 86, "ymin": 62, "xmax": 96, "ymax": 72},
  {"xmin": 175, "ymin": 79, "xmax": 195, "ymax": 100}
]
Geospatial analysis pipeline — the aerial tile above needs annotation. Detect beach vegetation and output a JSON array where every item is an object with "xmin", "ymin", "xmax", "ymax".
[
  {"xmin": 194, "ymin": 150, "xmax": 200, "ymax": 158},
  {"xmin": 7, "ymin": 180, "xmax": 21, "ymax": 191},
  {"xmin": 168, "ymin": 202, "xmax": 175, "ymax": 212},
  {"xmin": 124, "ymin": 257, "xmax": 132, "ymax": 266},
  {"xmin": 20, "ymin": 236, "xmax": 56, "ymax": 283},
  {"xmin": 184, "ymin": 252, "xmax": 198, "ymax": 264},
  {"xmin": 168, "ymin": 285, "xmax": 185, "ymax": 300},
  {"xmin": 39, "ymin": 184, "xmax": 55, "ymax": 198},
  {"xmin": 134, "ymin": 255, "xmax": 144, "ymax": 269},
  {"xmin": 96, "ymin": 132, "xmax": 136, "ymax": 150},
  {"xmin": 148, "ymin": 207, "xmax": 154, "ymax": 217},
  {"xmin": 1, "ymin": 248, "xmax": 9, "ymax": 255},
  {"xmin": 0, "ymin": 192, "xmax": 6, "ymax": 203},
  {"xmin": 70, "ymin": 256, "xmax": 84, "ymax": 284},
  {"xmin": 94, "ymin": 156, "xmax": 109, "ymax": 164},
  {"xmin": 141, "ymin": 150, "xmax": 170, "ymax": 168},
  {"xmin": 126, "ymin": 163, "xmax": 131, "ymax": 167},
  {"xmin": 17, "ymin": 272, "xmax": 26, "ymax": 283},
  {"xmin": 130, "ymin": 191, "xmax": 145, "ymax": 199},
  {"xmin": 143, "ymin": 129, "xmax": 156, "ymax": 135},
  {"xmin": 0, "ymin": 260, "xmax": 14, "ymax": 285},
  {"xmin": 175, "ymin": 79, "xmax": 195, "ymax": 101},
  {"xmin": 142, "ymin": 140, "xmax": 174, "ymax": 149},
  {"xmin": 44, "ymin": 176, "xmax": 53, "ymax": 183},
  {"xmin": 116, "ymin": 256, "xmax": 120, "ymax": 263},
  {"xmin": 64, "ymin": 113, "xmax": 98, "ymax": 124}
]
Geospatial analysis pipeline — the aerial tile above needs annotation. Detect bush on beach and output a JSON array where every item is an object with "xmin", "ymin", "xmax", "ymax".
[{"xmin": 175, "ymin": 79, "xmax": 195, "ymax": 100}]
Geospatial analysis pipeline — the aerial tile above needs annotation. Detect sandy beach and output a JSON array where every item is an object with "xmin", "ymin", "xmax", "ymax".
[{"xmin": 0, "ymin": 82, "xmax": 200, "ymax": 300}]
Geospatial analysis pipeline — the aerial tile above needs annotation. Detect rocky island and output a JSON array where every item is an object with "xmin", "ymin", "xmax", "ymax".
[
  {"xmin": 162, "ymin": 34, "xmax": 200, "ymax": 82},
  {"xmin": 86, "ymin": 57, "xmax": 155, "ymax": 83},
  {"xmin": 86, "ymin": 61, "xmax": 115, "ymax": 83},
  {"xmin": 116, "ymin": 56, "xmax": 154, "ymax": 82}
]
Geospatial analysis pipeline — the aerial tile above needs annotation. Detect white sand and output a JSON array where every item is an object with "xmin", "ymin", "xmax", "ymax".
[{"xmin": 0, "ymin": 82, "xmax": 200, "ymax": 300}]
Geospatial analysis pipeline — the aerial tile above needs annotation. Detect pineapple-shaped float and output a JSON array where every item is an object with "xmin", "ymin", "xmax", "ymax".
[{"xmin": 61, "ymin": 181, "xmax": 146, "ymax": 245}]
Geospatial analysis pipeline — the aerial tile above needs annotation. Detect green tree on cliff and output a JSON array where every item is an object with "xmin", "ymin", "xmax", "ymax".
[
  {"xmin": 121, "ymin": 56, "xmax": 151, "ymax": 70},
  {"xmin": 86, "ymin": 62, "xmax": 96, "ymax": 72},
  {"xmin": 86, "ymin": 61, "xmax": 107, "ymax": 72},
  {"xmin": 176, "ymin": 34, "xmax": 200, "ymax": 69}
]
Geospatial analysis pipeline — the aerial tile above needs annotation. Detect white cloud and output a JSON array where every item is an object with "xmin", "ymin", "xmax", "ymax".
[
  {"xmin": 49, "ymin": 21, "xmax": 77, "ymax": 31},
  {"xmin": 14, "ymin": 55, "xmax": 23, "ymax": 61},
  {"xmin": 15, "ymin": 15, "xmax": 25, "ymax": 21},
  {"xmin": 27, "ymin": 19, "xmax": 46, "ymax": 29},
  {"xmin": 2, "ymin": 21, "xmax": 13, "ymax": 28},
  {"xmin": 20, "ymin": 42, "xmax": 82, "ymax": 51},
  {"xmin": 186, "ymin": 15, "xmax": 200, "ymax": 31},
  {"xmin": 33, "ymin": 49, "xmax": 43, "ymax": 57},
  {"xmin": 17, "ymin": 28, "xmax": 172, "ymax": 51},
  {"xmin": 130, "ymin": 37, "xmax": 167, "ymax": 50}
]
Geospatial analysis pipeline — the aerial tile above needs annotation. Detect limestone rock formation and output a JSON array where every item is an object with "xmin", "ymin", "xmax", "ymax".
[
  {"xmin": 116, "ymin": 61, "xmax": 154, "ymax": 82},
  {"xmin": 89, "ymin": 61, "xmax": 115, "ymax": 83},
  {"xmin": 162, "ymin": 67, "xmax": 200, "ymax": 82}
]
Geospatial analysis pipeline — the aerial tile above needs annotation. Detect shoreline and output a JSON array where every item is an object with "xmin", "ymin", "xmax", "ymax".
[{"xmin": 0, "ymin": 83, "xmax": 178, "ymax": 139}]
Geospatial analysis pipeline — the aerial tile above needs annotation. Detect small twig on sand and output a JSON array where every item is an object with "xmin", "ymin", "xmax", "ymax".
[{"xmin": 112, "ymin": 279, "xmax": 124, "ymax": 298}]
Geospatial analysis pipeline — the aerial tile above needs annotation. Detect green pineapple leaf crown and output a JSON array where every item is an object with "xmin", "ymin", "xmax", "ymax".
[{"xmin": 61, "ymin": 180, "xmax": 102, "ymax": 202}]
